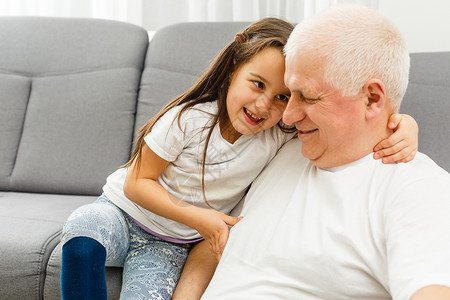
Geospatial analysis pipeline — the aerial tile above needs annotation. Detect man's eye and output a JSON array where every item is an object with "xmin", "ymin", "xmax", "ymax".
[
  {"xmin": 253, "ymin": 81, "xmax": 264, "ymax": 89},
  {"xmin": 300, "ymin": 95, "xmax": 318, "ymax": 104},
  {"xmin": 303, "ymin": 97, "xmax": 318, "ymax": 104},
  {"xmin": 276, "ymin": 94, "xmax": 290, "ymax": 102}
]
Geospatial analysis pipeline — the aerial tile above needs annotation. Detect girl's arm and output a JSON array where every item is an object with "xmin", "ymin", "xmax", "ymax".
[
  {"xmin": 373, "ymin": 113, "xmax": 418, "ymax": 164},
  {"xmin": 123, "ymin": 144, "xmax": 241, "ymax": 258},
  {"xmin": 172, "ymin": 240, "xmax": 217, "ymax": 300},
  {"xmin": 411, "ymin": 285, "xmax": 450, "ymax": 300}
]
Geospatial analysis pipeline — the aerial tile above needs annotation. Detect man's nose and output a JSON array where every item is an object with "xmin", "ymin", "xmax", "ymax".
[{"xmin": 283, "ymin": 96, "xmax": 305, "ymax": 125}]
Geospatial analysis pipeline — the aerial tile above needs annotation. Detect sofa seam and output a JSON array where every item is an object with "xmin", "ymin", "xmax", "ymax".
[
  {"xmin": 38, "ymin": 229, "xmax": 62, "ymax": 300},
  {"xmin": 43, "ymin": 237, "xmax": 62, "ymax": 300},
  {"xmin": 146, "ymin": 64, "xmax": 200, "ymax": 77},
  {"xmin": 0, "ymin": 65, "xmax": 142, "ymax": 79},
  {"xmin": 7, "ymin": 77, "xmax": 32, "ymax": 186},
  {"xmin": 130, "ymin": 41, "xmax": 150, "ymax": 157}
]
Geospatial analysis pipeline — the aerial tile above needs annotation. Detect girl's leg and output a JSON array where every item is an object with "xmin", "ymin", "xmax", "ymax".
[
  {"xmin": 172, "ymin": 240, "xmax": 218, "ymax": 300},
  {"xmin": 60, "ymin": 195, "xmax": 130, "ymax": 300},
  {"xmin": 119, "ymin": 222, "xmax": 192, "ymax": 300}
]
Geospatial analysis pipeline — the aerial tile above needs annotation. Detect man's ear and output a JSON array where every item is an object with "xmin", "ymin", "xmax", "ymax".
[{"xmin": 363, "ymin": 79, "xmax": 387, "ymax": 120}]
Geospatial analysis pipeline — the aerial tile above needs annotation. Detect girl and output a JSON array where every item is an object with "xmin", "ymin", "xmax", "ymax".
[{"xmin": 60, "ymin": 18, "xmax": 418, "ymax": 300}]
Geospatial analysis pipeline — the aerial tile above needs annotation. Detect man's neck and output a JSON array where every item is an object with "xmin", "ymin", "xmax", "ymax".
[{"xmin": 311, "ymin": 115, "xmax": 393, "ymax": 169}]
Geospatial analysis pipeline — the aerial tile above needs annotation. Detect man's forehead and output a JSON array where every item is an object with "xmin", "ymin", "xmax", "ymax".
[{"xmin": 284, "ymin": 68, "xmax": 321, "ymax": 96}]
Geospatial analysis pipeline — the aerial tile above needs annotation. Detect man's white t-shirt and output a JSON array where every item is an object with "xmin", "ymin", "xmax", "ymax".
[
  {"xmin": 103, "ymin": 102, "xmax": 292, "ymax": 241},
  {"xmin": 202, "ymin": 138, "xmax": 450, "ymax": 300}
]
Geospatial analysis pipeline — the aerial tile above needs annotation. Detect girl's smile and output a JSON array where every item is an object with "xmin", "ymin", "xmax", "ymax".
[{"xmin": 243, "ymin": 107, "xmax": 264, "ymax": 125}]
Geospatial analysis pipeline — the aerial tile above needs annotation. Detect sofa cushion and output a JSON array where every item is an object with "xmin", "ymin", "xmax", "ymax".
[
  {"xmin": 0, "ymin": 192, "xmax": 96, "ymax": 299},
  {"xmin": 0, "ymin": 17, "xmax": 149, "ymax": 195},
  {"xmin": 0, "ymin": 75, "xmax": 30, "ymax": 190}
]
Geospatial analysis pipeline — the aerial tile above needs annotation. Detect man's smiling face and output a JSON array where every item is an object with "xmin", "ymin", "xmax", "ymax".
[{"xmin": 282, "ymin": 50, "xmax": 367, "ymax": 168}]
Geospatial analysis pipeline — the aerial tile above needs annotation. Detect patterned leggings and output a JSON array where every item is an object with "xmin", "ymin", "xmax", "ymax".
[{"xmin": 61, "ymin": 194, "xmax": 192, "ymax": 299}]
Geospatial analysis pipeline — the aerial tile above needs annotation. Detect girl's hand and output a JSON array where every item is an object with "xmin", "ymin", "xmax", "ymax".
[
  {"xmin": 373, "ymin": 113, "xmax": 418, "ymax": 164},
  {"xmin": 194, "ymin": 209, "xmax": 242, "ymax": 261}
]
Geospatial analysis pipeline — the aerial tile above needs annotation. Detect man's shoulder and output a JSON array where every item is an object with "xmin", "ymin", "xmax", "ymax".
[
  {"xmin": 375, "ymin": 151, "xmax": 450, "ymax": 198},
  {"xmin": 398, "ymin": 151, "xmax": 450, "ymax": 179}
]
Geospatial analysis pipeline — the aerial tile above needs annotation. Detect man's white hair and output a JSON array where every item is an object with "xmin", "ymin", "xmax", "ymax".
[{"xmin": 284, "ymin": 5, "xmax": 410, "ymax": 111}]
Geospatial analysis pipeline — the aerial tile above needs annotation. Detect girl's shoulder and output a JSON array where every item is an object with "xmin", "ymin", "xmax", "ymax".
[
  {"xmin": 153, "ymin": 101, "xmax": 218, "ymax": 138},
  {"xmin": 175, "ymin": 101, "xmax": 218, "ymax": 126},
  {"xmin": 157, "ymin": 101, "xmax": 217, "ymax": 127},
  {"xmin": 182, "ymin": 101, "xmax": 218, "ymax": 117}
]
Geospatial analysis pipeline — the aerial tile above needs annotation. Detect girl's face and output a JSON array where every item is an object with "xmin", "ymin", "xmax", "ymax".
[{"xmin": 222, "ymin": 47, "xmax": 290, "ymax": 143}]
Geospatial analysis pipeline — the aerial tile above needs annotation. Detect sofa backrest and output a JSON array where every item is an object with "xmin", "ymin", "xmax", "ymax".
[
  {"xmin": 1, "ymin": 18, "xmax": 449, "ymax": 197},
  {"xmin": 401, "ymin": 52, "xmax": 450, "ymax": 172},
  {"xmin": 0, "ymin": 17, "xmax": 148, "ymax": 195}
]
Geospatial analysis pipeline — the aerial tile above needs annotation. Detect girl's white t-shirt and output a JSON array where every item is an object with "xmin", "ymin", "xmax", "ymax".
[{"xmin": 103, "ymin": 101, "xmax": 293, "ymax": 240}]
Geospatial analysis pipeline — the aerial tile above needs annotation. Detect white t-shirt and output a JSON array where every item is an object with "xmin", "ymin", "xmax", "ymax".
[
  {"xmin": 103, "ymin": 102, "xmax": 293, "ymax": 241},
  {"xmin": 202, "ymin": 138, "xmax": 450, "ymax": 300}
]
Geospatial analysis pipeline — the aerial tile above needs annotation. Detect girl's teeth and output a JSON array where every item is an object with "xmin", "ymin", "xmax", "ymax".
[{"xmin": 248, "ymin": 110, "xmax": 261, "ymax": 120}]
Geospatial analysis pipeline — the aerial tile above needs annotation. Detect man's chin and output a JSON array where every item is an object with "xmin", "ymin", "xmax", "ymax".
[
  {"xmin": 300, "ymin": 146, "xmax": 337, "ymax": 168},
  {"xmin": 301, "ymin": 147, "xmax": 322, "ymax": 164}
]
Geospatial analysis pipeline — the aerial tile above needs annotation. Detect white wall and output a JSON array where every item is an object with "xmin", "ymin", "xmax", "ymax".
[
  {"xmin": 379, "ymin": 0, "xmax": 450, "ymax": 53},
  {"xmin": 0, "ymin": 0, "xmax": 448, "ymax": 53}
]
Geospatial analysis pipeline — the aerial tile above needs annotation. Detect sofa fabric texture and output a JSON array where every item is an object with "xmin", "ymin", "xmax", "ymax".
[{"xmin": 0, "ymin": 16, "xmax": 449, "ymax": 299}]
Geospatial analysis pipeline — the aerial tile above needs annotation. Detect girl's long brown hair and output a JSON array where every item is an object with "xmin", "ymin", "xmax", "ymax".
[{"xmin": 125, "ymin": 17, "xmax": 295, "ymax": 206}]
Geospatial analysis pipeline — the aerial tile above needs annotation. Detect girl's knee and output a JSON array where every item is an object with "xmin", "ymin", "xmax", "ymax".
[
  {"xmin": 62, "ymin": 236, "xmax": 106, "ymax": 261},
  {"xmin": 61, "ymin": 200, "xmax": 130, "ymax": 266},
  {"xmin": 62, "ymin": 201, "xmax": 124, "ymax": 242}
]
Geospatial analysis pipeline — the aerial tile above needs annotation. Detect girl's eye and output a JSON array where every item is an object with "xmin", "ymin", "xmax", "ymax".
[
  {"xmin": 253, "ymin": 81, "xmax": 264, "ymax": 89},
  {"xmin": 276, "ymin": 94, "xmax": 290, "ymax": 102}
]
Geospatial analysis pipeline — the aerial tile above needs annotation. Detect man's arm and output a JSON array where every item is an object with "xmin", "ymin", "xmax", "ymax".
[
  {"xmin": 172, "ymin": 240, "xmax": 218, "ymax": 300},
  {"xmin": 411, "ymin": 285, "xmax": 450, "ymax": 300}
]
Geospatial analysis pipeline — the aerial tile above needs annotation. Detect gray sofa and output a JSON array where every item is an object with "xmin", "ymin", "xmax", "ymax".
[{"xmin": 0, "ymin": 16, "xmax": 449, "ymax": 300}]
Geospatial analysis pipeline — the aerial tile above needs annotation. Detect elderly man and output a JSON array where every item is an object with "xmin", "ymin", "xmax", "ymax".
[{"xmin": 195, "ymin": 5, "xmax": 450, "ymax": 300}]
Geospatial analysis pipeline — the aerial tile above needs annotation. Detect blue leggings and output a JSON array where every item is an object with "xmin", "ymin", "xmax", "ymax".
[{"xmin": 61, "ymin": 194, "xmax": 192, "ymax": 299}]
